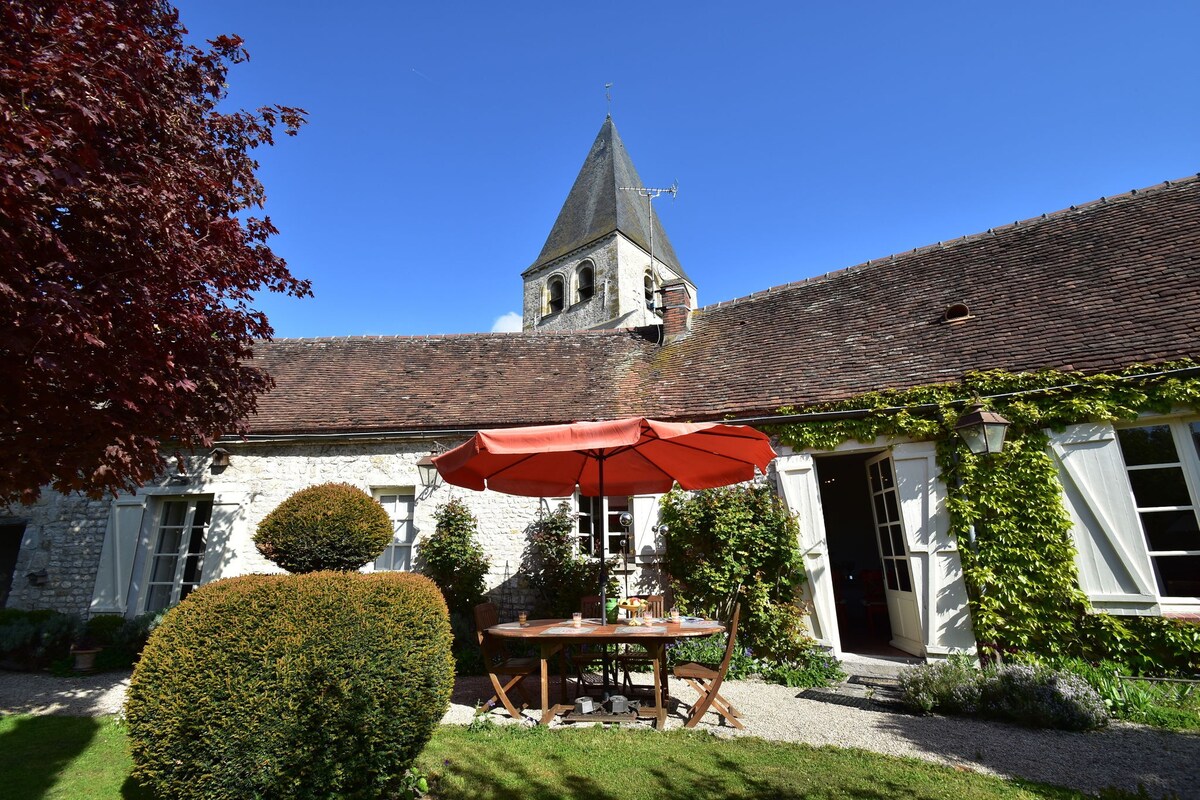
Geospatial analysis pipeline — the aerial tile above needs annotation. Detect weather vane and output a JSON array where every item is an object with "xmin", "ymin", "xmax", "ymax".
[{"xmin": 605, "ymin": 82, "xmax": 613, "ymax": 116}]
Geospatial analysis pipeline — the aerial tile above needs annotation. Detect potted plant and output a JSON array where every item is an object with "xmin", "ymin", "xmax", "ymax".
[
  {"xmin": 69, "ymin": 633, "xmax": 102, "ymax": 673},
  {"xmin": 70, "ymin": 614, "xmax": 123, "ymax": 673}
]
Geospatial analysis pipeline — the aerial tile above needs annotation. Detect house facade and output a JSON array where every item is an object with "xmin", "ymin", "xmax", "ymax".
[{"xmin": 4, "ymin": 117, "xmax": 1199, "ymax": 661}]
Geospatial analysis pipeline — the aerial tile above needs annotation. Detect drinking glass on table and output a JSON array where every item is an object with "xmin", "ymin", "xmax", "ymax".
[
  {"xmin": 518, "ymin": 610, "xmax": 528, "ymax": 627},
  {"xmin": 571, "ymin": 612, "xmax": 582, "ymax": 627}
]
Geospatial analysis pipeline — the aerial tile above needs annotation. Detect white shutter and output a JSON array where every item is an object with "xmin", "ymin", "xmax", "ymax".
[
  {"xmin": 775, "ymin": 453, "xmax": 841, "ymax": 656},
  {"xmin": 629, "ymin": 494, "xmax": 661, "ymax": 560},
  {"xmin": 90, "ymin": 496, "xmax": 147, "ymax": 615},
  {"xmin": 202, "ymin": 494, "xmax": 244, "ymax": 582},
  {"xmin": 1047, "ymin": 423, "xmax": 1161, "ymax": 615}
]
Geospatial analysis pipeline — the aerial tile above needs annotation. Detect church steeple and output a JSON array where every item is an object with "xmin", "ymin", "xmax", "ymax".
[{"xmin": 522, "ymin": 118, "xmax": 694, "ymax": 332}]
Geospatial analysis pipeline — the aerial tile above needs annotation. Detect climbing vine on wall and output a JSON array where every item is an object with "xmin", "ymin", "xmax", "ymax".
[{"xmin": 768, "ymin": 361, "xmax": 1200, "ymax": 675}]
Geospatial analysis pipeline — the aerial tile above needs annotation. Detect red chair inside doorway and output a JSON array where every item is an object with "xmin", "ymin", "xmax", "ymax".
[{"xmin": 859, "ymin": 569, "xmax": 889, "ymax": 635}]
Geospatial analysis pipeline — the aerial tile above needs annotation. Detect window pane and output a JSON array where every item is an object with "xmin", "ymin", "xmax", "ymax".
[
  {"xmin": 155, "ymin": 528, "xmax": 182, "ymax": 555},
  {"xmin": 192, "ymin": 501, "xmax": 213, "ymax": 527},
  {"xmin": 872, "ymin": 493, "xmax": 886, "ymax": 523},
  {"xmin": 149, "ymin": 555, "xmax": 178, "ymax": 583},
  {"xmin": 1117, "ymin": 425, "xmax": 1179, "ymax": 466},
  {"xmin": 1152, "ymin": 555, "xmax": 1200, "ymax": 598},
  {"xmin": 1140, "ymin": 510, "xmax": 1200, "ymax": 552},
  {"xmin": 868, "ymin": 462, "xmax": 882, "ymax": 494},
  {"xmin": 884, "ymin": 560, "xmax": 899, "ymax": 591},
  {"xmin": 145, "ymin": 584, "xmax": 173, "ymax": 613},
  {"xmin": 182, "ymin": 554, "xmax": 203, "ymax": 584},
  {"xmin": 891, "ymin": 526, "xmax": 906, "ymax": 557},
  {"xmin": 187, "ymin": 526, "xmax": 206, "ymax": 556},
  {"xmin": 877, "ymin": 527, "xmax": 892, "ymax": 556},
  {"xmin": 896, "ymin": 560, "xmax": 913, "ymax": 592},
  {"xmin": 1128, "ymin": 467, "xmax": 1192, "ymax": 508},
  {"xmin": 878, "ymin": 464, "xmax": 895, "ymax": 491},
  {"xmin": 161, "ymin": 501, "xmax": 188, "ymax": 528},
  {"xmin": 883, "ymin": 491, "xmax": 899, "ymax": 524}
]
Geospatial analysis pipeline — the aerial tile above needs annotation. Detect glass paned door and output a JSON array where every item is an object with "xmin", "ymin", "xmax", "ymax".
[
  {"xmin": 864, "ymin": 452, "xmax": 923, "ymax": 655},
  {"xmin": 144, "ymin": 498, "xmax": 212, "ymax": 613}
]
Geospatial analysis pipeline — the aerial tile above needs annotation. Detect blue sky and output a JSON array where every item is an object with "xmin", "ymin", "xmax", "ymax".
[{"xmin": 175, "ymin": 1, "xmax": 1200, "ymax": 339}]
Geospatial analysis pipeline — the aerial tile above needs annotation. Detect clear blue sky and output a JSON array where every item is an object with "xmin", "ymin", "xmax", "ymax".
[{"xmin": 175, "ymin": 1, "xmax": 1200, "ymax": 339}]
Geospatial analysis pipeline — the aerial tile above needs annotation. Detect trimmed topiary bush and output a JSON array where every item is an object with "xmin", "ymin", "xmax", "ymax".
[
  {"xmin": 254, "ymin": 482, "xmax": 393, "ymax": 573},
  {"xmin": 126, "ymin": 571, "xmax": 454, "ymax": 799}
]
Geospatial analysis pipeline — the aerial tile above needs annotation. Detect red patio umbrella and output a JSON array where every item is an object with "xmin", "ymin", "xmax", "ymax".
[{"xmin": 432, "ymin": 417, "xmax": 776, "ymax": 617}]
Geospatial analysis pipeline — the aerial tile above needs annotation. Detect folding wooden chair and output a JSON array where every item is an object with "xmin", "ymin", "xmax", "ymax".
[
  {"xmin": 617, "ymin": 594, "xmax": 665, "ymax": 696},
  {"xmin": 474, "ymin": 602, "xmax": 537, "ymax": 720},
  {"xmin": 673, "ymin": 603, "xmax": 744, "ymax": 729}
]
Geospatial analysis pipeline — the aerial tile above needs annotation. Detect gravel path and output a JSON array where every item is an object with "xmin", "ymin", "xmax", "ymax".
[{"xmin": 3, "ymin": 668, "xmax": 1196, "ymax": 799}]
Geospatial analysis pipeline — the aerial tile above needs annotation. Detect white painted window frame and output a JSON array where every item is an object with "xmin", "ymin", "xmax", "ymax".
[
  {"xmin": 372, "ymin": 488, "xmax": 417, "ymax": 572},
  {"xmin": 139, "ymin": 495, "xmax": 212, "ymax": 614},
  {"xmin": 1114, "ymin": 416, "xmax": 1200, "ymax": 609}
]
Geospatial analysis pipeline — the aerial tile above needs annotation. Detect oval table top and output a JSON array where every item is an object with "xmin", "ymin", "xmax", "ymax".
[{"xmin": 487, "ymin": 617, "xmax": 724, "ymax": 642}]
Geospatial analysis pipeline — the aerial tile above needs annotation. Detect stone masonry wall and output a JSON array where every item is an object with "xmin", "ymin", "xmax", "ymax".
[{"xmin": 6, "ymin": 438, "xmax": 665, "ymax": 619}]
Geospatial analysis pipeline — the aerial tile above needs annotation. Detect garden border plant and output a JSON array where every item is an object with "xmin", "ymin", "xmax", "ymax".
[{"xmin": 769, "ymin": 360, "xmax": 1200, "ymax": 676}]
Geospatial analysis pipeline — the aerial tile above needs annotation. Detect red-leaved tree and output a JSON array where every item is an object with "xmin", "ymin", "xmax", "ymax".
[{"xmin": 0, "ymin": 0, "xmax": 311, "ymax": 504}]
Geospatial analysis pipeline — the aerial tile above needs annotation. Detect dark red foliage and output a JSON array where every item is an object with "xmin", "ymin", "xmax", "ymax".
[{"xmin": 0, "ymin": 1, "xmax": 311, "ymax": 504}]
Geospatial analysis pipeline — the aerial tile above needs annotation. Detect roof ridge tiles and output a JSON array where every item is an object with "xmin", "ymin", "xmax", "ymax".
[
  {"xmin": 699, "ymin": 173, "xmax": 1200, "ymax": 314},
  {"xmin": 258, "ymin": 328, "xmax": 648, "ymax": 345}
]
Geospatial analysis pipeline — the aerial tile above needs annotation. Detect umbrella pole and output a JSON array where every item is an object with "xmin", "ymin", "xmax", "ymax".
[{"xmin": 598, "ymin": 455, "xmax": 607, "ymax": 620}]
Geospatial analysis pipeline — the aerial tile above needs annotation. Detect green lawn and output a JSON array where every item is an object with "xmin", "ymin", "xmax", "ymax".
[{"xmin": 0, "ymin": 715, "xmax": 1122, "ymax": 800}]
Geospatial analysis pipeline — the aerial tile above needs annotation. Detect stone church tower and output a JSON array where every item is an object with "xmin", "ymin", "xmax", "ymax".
[{"xmin": 522, "ymin": 117, "xmax": 696, "ymax": 331}]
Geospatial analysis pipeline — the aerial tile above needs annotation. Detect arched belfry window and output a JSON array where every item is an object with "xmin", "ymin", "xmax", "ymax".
[
  {"xmin": 644, "ymin": 272, "xmax": 657, "ymax": 310},
  {"xmin": 576, "ymin": 262, "xmax": 595, "ymax": 303},
  {"xmin": 547, "ymin": 275, "xmax": 565, "ymax": 314}
]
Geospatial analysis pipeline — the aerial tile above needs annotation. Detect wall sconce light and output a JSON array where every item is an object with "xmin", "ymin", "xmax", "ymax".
[
  {"xmin": 954, "ymin": 403, "xmax": 1011, "ymax": 456},
  {"xmin": 210, "ymin": 447, "xmax": 231, "ymax": 469},
  {"xmin": 417, "ymin": 455, "xmax": 441, "ymax": 489}
]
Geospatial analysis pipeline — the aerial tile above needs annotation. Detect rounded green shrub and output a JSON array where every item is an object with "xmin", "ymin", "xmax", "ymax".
[
  {"xmin": 254, "ymin": 482, "xmax": 393, "ymax": 573},
  {"xmin": 126, "ymin": 571, "xmax": 454, "ymax": 799}
]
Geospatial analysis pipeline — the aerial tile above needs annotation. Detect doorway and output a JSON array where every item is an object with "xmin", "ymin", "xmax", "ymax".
[
  {"xmin": 0, "ymin": 522, "xmax": 26, "ymax": 608},
  {"xmin": 814, "ymin": 452, "xmax": 916, "ymax": 657}
]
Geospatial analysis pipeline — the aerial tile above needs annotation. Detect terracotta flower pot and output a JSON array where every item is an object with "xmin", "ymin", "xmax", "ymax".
[{"xmin": 71, "ymin": 647, "xmax": 102, "ymax": 673}]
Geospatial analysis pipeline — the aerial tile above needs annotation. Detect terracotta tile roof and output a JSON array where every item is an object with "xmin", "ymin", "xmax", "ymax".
[
  {"xmin": 649, "ymin": 176, "xmax": 1200, "ymax": 418},
  {"xmin": 247, "ymin": 175, "xmax": 1200, "ymax": 434},
  {"xmin": 247, "ymin": 329, "xmax": 658, "ymax": 435}
]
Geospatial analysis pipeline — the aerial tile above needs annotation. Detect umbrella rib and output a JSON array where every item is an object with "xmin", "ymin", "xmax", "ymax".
[{"xmin": 641, "ymin": 437, "xmax": 768, "ymax": 467}]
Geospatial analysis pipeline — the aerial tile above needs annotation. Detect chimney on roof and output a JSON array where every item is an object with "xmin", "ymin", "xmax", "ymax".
[{"xmin": 660, "ymin": 280, "xmax": 693, "ymax": 341}]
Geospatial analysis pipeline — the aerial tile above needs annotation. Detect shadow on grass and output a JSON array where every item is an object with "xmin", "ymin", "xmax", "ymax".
[{"xmin": 0, "ymin": 715, "xmax": 100, "ymax": 799}]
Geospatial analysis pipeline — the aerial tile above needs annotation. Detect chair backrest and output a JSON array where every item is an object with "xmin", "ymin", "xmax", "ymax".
[
  {"xmin": 474, "ymin": 602, "xmax": 499, "ymax": 647},
  {"xmin": 580, "ymin": 595, "xmax": 602, "ymax": 618},
  {"xmin": 643, "ymin": 595, "xmax": 664, "ymax": 617},
  {"xmin": 716, "ymin": 603, "xmax": 743, "ymax": 676}
]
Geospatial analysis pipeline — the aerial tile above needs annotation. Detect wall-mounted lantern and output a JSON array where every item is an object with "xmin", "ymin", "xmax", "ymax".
[
  {"xmin": 417, "ymin": 455, "xmax": 441, "ymax": 489},
  {"xmin": 954, "ymin": 403, "xmax": 1011, "ymax": 456}
]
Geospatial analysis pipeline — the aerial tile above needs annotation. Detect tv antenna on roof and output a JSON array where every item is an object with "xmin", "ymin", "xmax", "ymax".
[{"xmin": 619, "ymin": 183, "xmax": 678, "ymax": 290}]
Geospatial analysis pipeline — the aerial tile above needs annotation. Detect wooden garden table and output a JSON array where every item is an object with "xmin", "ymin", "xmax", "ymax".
[{"xmin": 486, "ymin": 617, "xmax": 725, "ymax": 728}]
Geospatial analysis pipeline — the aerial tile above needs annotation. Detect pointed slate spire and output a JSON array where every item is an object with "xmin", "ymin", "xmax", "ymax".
[{"xmin": 528, "ymin": 117, "xmax": 687, "ymax": 279}]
